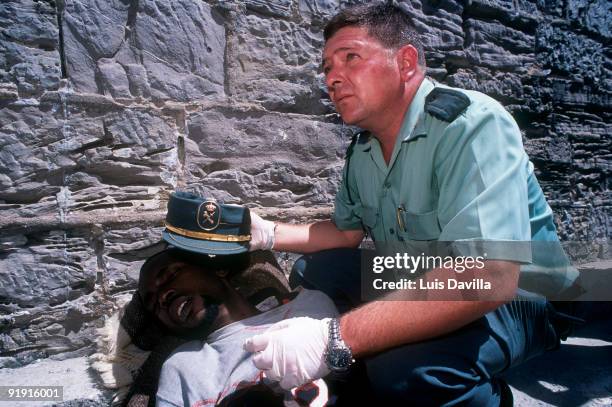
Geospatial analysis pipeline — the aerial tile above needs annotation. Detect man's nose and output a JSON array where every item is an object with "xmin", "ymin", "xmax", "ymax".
[{"xmin": 325, "ymin": 67, "xmax": 343, "ymax": 91}]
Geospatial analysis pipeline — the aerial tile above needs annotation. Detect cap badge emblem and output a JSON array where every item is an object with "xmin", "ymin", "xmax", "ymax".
[{"xmin": 197, "ymin": 200, "xmax": 221, "ymax": 231}]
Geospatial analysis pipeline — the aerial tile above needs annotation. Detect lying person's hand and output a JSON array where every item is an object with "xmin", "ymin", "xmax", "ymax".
[
  {"xmin": 243, "ymin": 317, "xmax": 331, "ymax": 389},
  {"xmin": 249, "ymin": 211, "xmax": 276, "ymax": 251}
]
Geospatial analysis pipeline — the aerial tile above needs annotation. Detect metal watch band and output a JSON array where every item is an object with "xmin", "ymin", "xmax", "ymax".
[
  {"xmin": 329, "ymin": 318, "xmax": 342, "ymax": 343},
  {"xmin": 326, "ymin": 318, "xmax": 354, "ymax": 373}
]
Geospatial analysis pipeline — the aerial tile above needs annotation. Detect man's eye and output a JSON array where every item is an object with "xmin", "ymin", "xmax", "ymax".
[
  {"xmin": 346, "ymin": 53, "xmax": 358, "ymax": 61},
  {"xmin": 323, "ymin": 66, "xmax": 331, "ymax": 75}
]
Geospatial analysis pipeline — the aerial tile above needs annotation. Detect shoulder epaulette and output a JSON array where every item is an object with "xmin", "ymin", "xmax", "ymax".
[
  {"xmin": 344, "ymin": 130, "xmax": 371, "ymax": 159},
  {"xmin": 425, "ymin": 88, "xmax": 471, "ymax": 122}
]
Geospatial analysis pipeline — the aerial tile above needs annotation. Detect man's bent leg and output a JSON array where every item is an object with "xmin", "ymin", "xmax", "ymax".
[
  {"xmin": 289, "ymin": 248, "xmax": 362, "ymax": 313},
  {"xmin": 291, "ymin": 252, "xmax": 560, "ymax": 405},
  {"xmin": 365, "ymin": 295, "xmax": 559, "ymax": 406}
]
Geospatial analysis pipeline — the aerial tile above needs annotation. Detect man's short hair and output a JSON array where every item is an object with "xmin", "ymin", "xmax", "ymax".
[{"xmin": 323, "ymin": 2, "xmax": 426, "ymax": 67}]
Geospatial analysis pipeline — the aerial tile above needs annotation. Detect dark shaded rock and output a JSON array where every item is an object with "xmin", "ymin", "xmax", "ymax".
[
  {"xmin": 537, "ymin": 23, "xmax": 606, "ymax": 84},
  {"xmin": 567, "ymin": 0, "xmax": 611, "ymax": 39}
]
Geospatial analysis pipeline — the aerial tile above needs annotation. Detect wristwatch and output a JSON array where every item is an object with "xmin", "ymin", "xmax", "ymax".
[{"xmin": 325, "ymin": 318, "xmax": 355, "ymax": 374}]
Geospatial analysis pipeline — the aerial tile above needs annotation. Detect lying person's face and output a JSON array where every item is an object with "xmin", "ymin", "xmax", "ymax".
[{"xmin": 138, "ymin": 251, "xmax": 230, "ymax": 335}]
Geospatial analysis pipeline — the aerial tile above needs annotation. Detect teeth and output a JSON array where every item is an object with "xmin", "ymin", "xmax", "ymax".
[{"xmin": 177, "ymin": 299, "xmax": 188, "ymax": 320}]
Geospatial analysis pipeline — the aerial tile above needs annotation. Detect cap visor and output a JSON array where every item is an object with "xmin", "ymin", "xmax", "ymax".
[{"xmin": 162, "ymin": 230, "xmax": 249, "ymax": 255}]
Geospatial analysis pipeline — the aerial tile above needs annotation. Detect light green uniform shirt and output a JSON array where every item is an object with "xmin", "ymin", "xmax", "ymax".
[{"xmin": 333, "ymin": 78, "xmax": 578, "ymax": 294}]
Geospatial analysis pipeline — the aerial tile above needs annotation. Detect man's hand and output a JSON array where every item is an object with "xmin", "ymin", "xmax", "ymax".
[
  {"xmin": 249, "ymin": 211, "xmax": 276, "ymax": 251},
  {"xmin": 243, "ymin": 317, "xmax": 331, "ymax": 389}
]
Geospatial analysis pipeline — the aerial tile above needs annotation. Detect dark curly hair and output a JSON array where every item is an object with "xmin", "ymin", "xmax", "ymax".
[{"xmin": 138, "ymin": 248, "xmax": 250, "ymax": 290}]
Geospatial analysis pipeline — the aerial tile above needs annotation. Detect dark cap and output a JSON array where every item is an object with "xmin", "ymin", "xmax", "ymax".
[{"xmin": 162, "ymin": 191, "xmax": 251, "ymax": 255}]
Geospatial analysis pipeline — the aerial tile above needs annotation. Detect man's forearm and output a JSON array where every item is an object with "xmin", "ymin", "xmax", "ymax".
[
  {"xmin": 273, "ymin": 220, "xmax": 363, "ymax": 253},
  {"xmin": 339, "ymin": 260, "xmax": 520, "ymax": 357}
]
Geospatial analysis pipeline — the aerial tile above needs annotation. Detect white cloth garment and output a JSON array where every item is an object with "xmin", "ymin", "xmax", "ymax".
[{"xmin": 156, "ymin": 289, "xmax": 338, "ymax": 407}]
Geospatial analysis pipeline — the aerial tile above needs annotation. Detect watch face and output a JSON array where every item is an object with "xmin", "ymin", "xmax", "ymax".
[{"xmin": 328, "ymin": 347, "xmax": 352, "ymax": 371}]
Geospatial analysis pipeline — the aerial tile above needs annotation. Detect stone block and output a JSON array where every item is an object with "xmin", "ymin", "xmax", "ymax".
[
  {"xmin": 461, "ymin": 19, "xmax": 535, "ymax": 80},
  {"xmin": 536, "ymin": 24, "xmax": 606, "ymax": 84},
  {"xmin": 401, "ymin": 0, "xmax": 465, "ymax": 50},
  {"xmin": 63, "ymin": 0, "xmax": 225, "ymax": 101},
  {"xmin": 227, "ymin": 13, "xmax": 328, "ymax": 114},
  {"xmin": 298, "ymin": 0, "xmax": 340, "ymax": 24},
  {"xmin": 567, "ymin": 0, "xmax": 611, "ymax": 39},
  {"xmin": 0, "ymin": 94, "xmax": 181, "ymax": 204},
  {"xmin": 97, "ymin": 59, "xmax": 131, "ymax": 99},
  {"xmin": 243, "ymin": 0, "xmax": 293, "ymax": 18},
  {"xmin": 466, "ymin": 0, "xmax": 540, "ymax": 25},
  {"xmin": 0, "ymin": 230, "xmax": 95, "ymax": 307},
  {"xmin": 0, "ymin": 0, "xmax": 61, "ymax": 97},
  {"xmin": 0, "ymin": 102, "xmax": 74, "ymax": 204},
  {"xmin": 445, "ymin": 67, "xmax": 528, "ymax": 104},
  {"xmin": 184, "ymin": 106, "xmax": 347, "ymax": 206}
]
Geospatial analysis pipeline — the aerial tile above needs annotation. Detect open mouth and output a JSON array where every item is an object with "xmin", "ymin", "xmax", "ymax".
[
  {"xmin": 177, "ymin": 297, "xmax": 192, "ymax": 321},
  {"xmin": 170, "ymin": 295, "xmax": 195, "ymax": 323}
]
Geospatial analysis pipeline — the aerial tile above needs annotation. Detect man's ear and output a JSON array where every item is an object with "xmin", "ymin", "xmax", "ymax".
[{"xmin": 397, "ymin": 44, "xmax": 419, "ymax": 82}]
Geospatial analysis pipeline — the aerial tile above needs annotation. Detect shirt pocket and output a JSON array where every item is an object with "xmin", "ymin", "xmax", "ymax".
[
  {"xmin": 360, "ymin": 206, "xmax": 379, "ymax": 239},
  {"xmin": 397, "ymin": 209, "xmax": 441, "ymax": 241}
]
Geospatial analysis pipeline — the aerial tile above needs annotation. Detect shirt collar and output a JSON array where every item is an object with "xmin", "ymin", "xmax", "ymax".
[
  {"xmin": 401, "ymin": 77, "xmax": 434, "ymax": 142},
  {"xmin": 357, "ymin": 77, "xmax": 435, "ymax": 154}
]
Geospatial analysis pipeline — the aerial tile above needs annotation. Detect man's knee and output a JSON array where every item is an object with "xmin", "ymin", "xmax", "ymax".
[
  {"xmin": 365, "ymin": 344, "xmax": 498, "ymax": 406},
  {"xmin": 289, "ymin": 255, "xmax": 310, "ymax": 290},
  {"xmin": 289, "ymin": 248, "xmax": 361, "ymax": 289},
  {"xmin": 288, "ymin": 249, "xmax": 362, "ymax": 312}
]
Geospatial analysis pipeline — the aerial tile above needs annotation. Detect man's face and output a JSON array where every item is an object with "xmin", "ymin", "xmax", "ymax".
[
  {"xmin": 322, "ymin": 26, "xmax": 403, "ymax": 128},
  {"xmin": 138, "ymin": 254, "xmax": 228, "ymax": 334}
]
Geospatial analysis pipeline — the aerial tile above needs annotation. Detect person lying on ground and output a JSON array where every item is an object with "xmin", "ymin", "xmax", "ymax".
[{"xmin": 137, "ymin": 247, "xmax": 336, "ymax": 407}]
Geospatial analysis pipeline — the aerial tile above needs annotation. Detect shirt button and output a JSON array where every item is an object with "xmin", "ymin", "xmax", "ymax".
[
  {"xmin": 384, "ymin": 182, "xmax": 391, "ymax": 188},
  {"xmin": 389, "ymin": 228, "xmax": 394, "ymax": 235}
]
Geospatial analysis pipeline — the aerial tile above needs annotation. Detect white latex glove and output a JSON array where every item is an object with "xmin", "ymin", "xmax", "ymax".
[
  {"xmin": 249, "ymin": 211, "xmax": 276, "ymax": 251},
  {"xmin": 243, "ymin": 317, "xmax": 331, "ymax": 390}
]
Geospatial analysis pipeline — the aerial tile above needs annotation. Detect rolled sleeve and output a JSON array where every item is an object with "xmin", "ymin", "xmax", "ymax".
[{"xmin": 435, "ymin": 100, "xmax": 532, "ymax": 263}]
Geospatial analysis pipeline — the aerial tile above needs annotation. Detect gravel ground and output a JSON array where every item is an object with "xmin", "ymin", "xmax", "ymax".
[{"xmin": 0, "ymin": 356, "xmax": 110, "ymax": 406}]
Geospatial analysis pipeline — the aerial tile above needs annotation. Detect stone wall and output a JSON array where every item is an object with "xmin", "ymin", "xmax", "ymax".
[{"xmin": 0, "ymin": 0, "xmax": 609, "ymax": 390}]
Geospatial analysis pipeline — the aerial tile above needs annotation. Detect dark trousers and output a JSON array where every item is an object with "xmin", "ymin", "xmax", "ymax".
[{"xmin": 289, "ymin": 249, "xmax": 560, "ymax": 406}]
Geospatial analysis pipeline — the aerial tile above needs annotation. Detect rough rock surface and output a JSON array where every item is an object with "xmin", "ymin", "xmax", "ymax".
[
  {"xmin": 62, "ymin": 0, "xmax": 225, "ymax": 102},
  {"xmin": 0, "ymin": 0, "xmax": 610, "ymax": 404},
  {"xmin": 0, "ymin": 0, "xmax": 61, "ymax": 98}
]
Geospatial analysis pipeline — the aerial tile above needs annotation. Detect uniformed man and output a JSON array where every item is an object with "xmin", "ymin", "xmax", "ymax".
[{"xmin": 243, "ymin": 3, "xmax": 579, "ymax": 405}]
